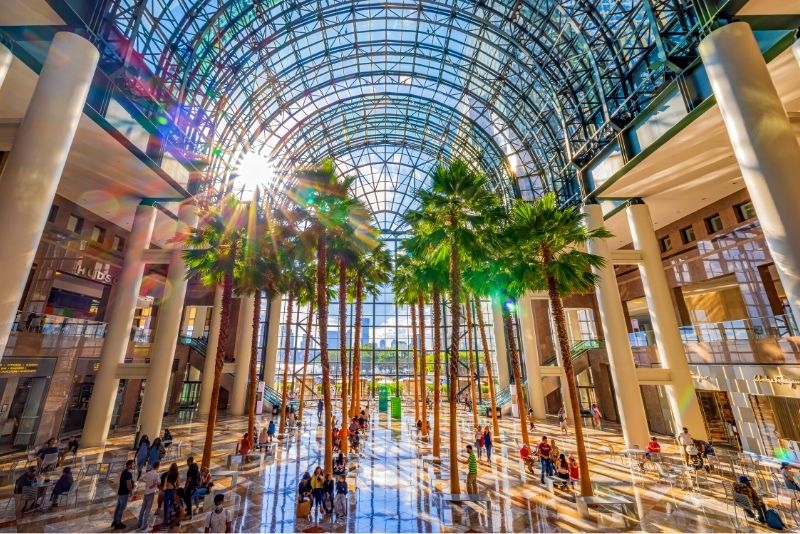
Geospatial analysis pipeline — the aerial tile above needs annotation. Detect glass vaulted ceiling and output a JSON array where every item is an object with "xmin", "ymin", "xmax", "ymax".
[{"xmin": 106, "ymin": 0, "xmax": 666, "ymax": 231}]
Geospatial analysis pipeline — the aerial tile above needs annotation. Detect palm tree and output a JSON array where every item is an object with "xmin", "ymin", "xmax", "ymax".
[
  {"xmin": 407, "ymin": 160, "xmax": 502, "ymax": 494},
  {"xmin": 464, "ymin": 295, "xmax": 479, "ymax": 428},
  {"xmin": 504, "ymin": 193, "xmax": 611, "ymax": 497},
  {"xmin": 350, "ymin": 242, "xmax": 390, "ymax": 417},
  {"xmin": 463, "ymin": 264, "xmax": 502, "ymax": 441},
  {"xmin": 292, "ymin": 159, "xmax": 361, "ymax": 473},
  {"xmin": 294, "ymin": 267, "xmax": 317, "ymax": 424},
  {"xmin": 183, "ymin": 198, "xmax": 247, "ymax": 469},
  {"xmin": 238, "ymin": 194, "xmax": 283, "ymax": 443},
  {"xmin": 393, "ymin": 253, "xmax": 422, "ymax": 422}
]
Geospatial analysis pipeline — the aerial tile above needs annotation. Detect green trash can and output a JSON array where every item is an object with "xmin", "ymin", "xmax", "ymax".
[
  {"xmin": 390, "ymin": 396, "xmax": 402, "ymax": 419},
  {"xmin": 378, "ymin": 385, "xmax": 389, "ymax": 412}
]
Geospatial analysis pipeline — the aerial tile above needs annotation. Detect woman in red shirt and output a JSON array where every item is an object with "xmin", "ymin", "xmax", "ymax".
[
  {"xmin": 238, "ymin": 433, "xmax": 251, "ymax": 456},
  {"xmin": 647, "ymin": 437, "xmax": 661, "ymax": 454}
]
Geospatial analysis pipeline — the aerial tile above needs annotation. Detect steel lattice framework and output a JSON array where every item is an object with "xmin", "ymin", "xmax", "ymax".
[{"xmin": 81, "ymin": 0, "xmax": 710, "ymax": 230}]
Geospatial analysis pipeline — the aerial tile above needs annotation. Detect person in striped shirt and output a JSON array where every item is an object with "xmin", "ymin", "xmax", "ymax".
[{"xmin": 466, "ymin": 445, "xmax": 478, "ymax": 494}]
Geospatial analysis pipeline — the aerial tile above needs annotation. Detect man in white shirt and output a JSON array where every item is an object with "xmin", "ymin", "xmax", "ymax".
[
  {"xmin": 205, "ymin": 494, "xmax": 233, "ymax": 533},
  {"xmin": 137, "ymin": 461, "xmax": 161, "ymax": 530},
  {"xmin": 677, "ymin": 428, "xmax": 694, "ymax": 465}
]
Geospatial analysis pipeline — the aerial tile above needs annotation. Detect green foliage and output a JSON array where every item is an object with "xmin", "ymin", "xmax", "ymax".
[{"xmin": 183, "ymin": 197, "xmax": 247, "ymax": 288}]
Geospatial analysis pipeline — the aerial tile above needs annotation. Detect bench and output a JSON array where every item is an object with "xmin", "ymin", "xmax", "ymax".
[
  {"xmin": 576, "ymin": 495, "xmax": 637, "ymax": 528},
  {"xmin": 439, "ymin": 493, "xmax": 490, "ymax": 511},
  {"xmin": 544, "ymin": 475, "xmax": 569, "ymax": 493}
]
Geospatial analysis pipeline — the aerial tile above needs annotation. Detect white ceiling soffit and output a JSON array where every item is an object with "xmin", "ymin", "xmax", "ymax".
[
  {"xmin": 598, "ymin": 45, "xmax": 800, "ymax": 250},
  {"xmin": 736, "ymin": 0, "xmax": 800, "ymax": 16},
  {"xmin": 0, "ymin": 1, "xmax": 63, "ymax": 26}
]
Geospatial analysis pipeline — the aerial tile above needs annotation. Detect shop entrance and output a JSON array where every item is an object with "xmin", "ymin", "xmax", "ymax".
[
  {"xmin": 696, "ymin": 389, "xmax": 740, "ymax": 449},
  {"xmin": 0, "ymin": 377, "xmax": 48, "ymax": 450}
]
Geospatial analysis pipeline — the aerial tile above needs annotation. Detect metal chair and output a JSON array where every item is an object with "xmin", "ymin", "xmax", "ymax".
[
  {"xmin": 732, "ymin": 492, "xmax": 758, "ymax": 529},
  {"xmin": 39, "ymin": 453, "xmax": 59, "ymax": 473},
  {"xmin": 57, "ymin": 480, "xmax": 80, "ymax": 507}
]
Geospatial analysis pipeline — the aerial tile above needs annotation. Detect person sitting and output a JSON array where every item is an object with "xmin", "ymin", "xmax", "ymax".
[
  {"xmin": 333, "ymin": 453, "xmax": 346, "ymax": 476},
  {"xmin": 519, "ymin": 444, "xmax": 535, "ymax": 473},
  {"xmin": 49, "ymin": 467, "xmax": 73, "ymax": 507},
  {"xmin": 351, "ymin": 432, "xmax": 361, "ymax": 454},
  {"xmin": 647, "ymin": 436, "xmax": 661, "ymax": 456},
  {"xmin": 258, "ymin": 426, "xmax": 269, "ymax": 449},
  {"xmin": 415, "ymin": 420, "xmax": 422, "ymax": 434},
  {"xmin": 37, "ymin": 438, "xmax": 60, "ymax": 468},
  {"xmin": 163, "ymin": 428, "xmax": 173, "ymax": 449},
  {"xmin": 192, "ymin": 466, "xmax": 213, "ymax": 513},
  {"xmin": 59, "ymin": 437, "xmax": 80, "ymax": 464},
  {"xmin": 298, "ymin": 472, "xmax": 312, "ymax": 502},
  {"xmin": 699, "ymin": 440, "xmax": 715, "ymax": 472},
  {"xmin": 638, "ymin": 452, "xmax": 656, "ymax": 472},
  {"xmin": 14, "ymin": 467, "xmax": 37, "ymax": 518},
  {"xmin": 733, "ymin": 475, "xmax": 767, "ymax": 524},
  {"xmin": 781, "ymin": 462, "xmax": 800, "ymax": 491}
]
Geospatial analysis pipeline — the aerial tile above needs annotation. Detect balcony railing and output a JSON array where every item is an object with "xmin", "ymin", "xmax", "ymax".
[
  {"xmin": 628, "ymin": 314, "xmax": 798, "ymax": 347},
  {"xmin": 12, "ymin": 313, "xmax": 107, "ymax": 338}
]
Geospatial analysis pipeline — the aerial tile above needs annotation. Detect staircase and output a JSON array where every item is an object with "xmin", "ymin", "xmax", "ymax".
[
  {"xmin": 478, "ymin": 380, "xmax": 526, "ymax": 416},
  {"xmin": 540, "ymin": 338, "xmax": 604, "ymax": 398},
  {"xmin": 179, "ymin": 337, "xmax": 235, "ymax": 404}
]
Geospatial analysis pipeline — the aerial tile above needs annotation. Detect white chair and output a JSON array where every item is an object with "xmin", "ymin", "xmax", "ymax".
[
  {"xmin": 39, "ymin": 453, "xmax": 59, "ymax": 473},
  {"xmin": 57, "ymin": 480, "xmax": 80, "ymax": 507}
]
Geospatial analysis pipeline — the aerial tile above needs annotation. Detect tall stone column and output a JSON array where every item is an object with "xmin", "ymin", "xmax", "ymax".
[
  {"xmin": 517, "ymin": 295, "xmax": 546, "ymax": 419},
  {"xmin": 584, "ymin": 204, "xmax": 651, "ymax": 448},
  {"xmin": 627, "ymin": 203, "xmax": 707, "ymax": 440},
  {"xmin": 138, "ymin": 202, "xmax": 197, "ymax": 438},
  {"xmin": 700, "ymin": 22, "xmax": 800, "ymax": 324},
  {"xmin": 263, "ymin": 295, "xmax": 283, "ymax": 389},
  {"xmin": 0, "ymin": 44, "xmax": 12, "ymax": 91},
  {"xmin": 490, "ymin": 298, "xmax": 511, "ymax": 389},
  {"xmin": 0, "ymin": 33, "xmax": 98, "ymax": 361},
  {"xmin": 83, "ymin": 202, "xmax": 157, "ymax": 446},
  {"xmin": 197, "ymin": 286, "xmax": 223, "ymax": 416},
  {"xmin": 229, "ymin": 295, "xmax": 254, "ymax": 416}
]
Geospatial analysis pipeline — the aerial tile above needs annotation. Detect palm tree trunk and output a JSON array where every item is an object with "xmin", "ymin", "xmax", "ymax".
[
  {"xmin": 476, "ymin": 298, "xmax": 500, "ymax": 440},
  {"xmin": 247, "ymin": 291, "xmax": 261, "ymax": 444},
  {"xmin": 504, "ymin": 306, "xmax": 530, "ymax": 448},
  {"xmin": 465, "ymin": 295, "xmax": 478, "ymax": 428},
  {"xmin": 317, "ymin": 235, "xmax": 333, "ymax": 473},
  {"xmin": 548, "ymin": 273, "xmax": 593, "ymax": 497},
  {"xmin": 410, "ymin": 302, "xmax": 419, "ymax": 423},
  {"xmin": 279, "ymin": 290, "xmax": 294, "ymax": 436},
  {"xmin": 417, "ymin": 294, "xmax": 428, "ymax": 442},
  {"xmin": 297, "ymin": 299, "xmax": 314, "ymax": 423},
  {"xmin": 432, "ymin": 287, "xmax": 442, "ymax": 458},
  {"xmin": 338, "ymin": 260, "xmax": 349, "ymax": 456},
  {"xmin": 201, "ymin": 268, "xmax": 234, "ymax": 469},
  {"xmin": 447, "ymin": 238, "xmax": 461, "ymax": 495},
  {"xmin": 350, "ymin": 275, "xmax": 364, "ymax": 418}
]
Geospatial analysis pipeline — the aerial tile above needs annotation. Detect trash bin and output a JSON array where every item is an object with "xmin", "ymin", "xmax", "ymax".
[{"xmin": 390, "ymin": 397, "xmax": 402, "ymax": 419}]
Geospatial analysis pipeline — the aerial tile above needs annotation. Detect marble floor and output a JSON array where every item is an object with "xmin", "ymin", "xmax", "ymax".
[{"xmin": 0, "ymin": 402, "xmax": 794, "ymax": 533}]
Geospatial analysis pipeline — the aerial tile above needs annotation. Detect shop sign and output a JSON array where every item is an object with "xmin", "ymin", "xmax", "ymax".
[
  {"xmin": 71, "ymin": 261, "xmax": 119, "ymax": 284},
  {"xmin": 0, "ymin": 362, "xmax": 38, "ymax": 375},
  {"xmin": 753, "ymin": 374, "xmax": 800, "ymax": 388}
]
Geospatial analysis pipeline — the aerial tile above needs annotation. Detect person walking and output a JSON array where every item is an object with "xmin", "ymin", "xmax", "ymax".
[
  {"xmin": 147, "ymin": 437, "xmax": 165, "ymax": 468},
  {"xmin": 483, "ymin": 426, "xmax": 493, "ymax": 463},
  {"xmin": 137, "ymin": 461, "xmax": 160, "ymax": 530},
  {"xmin": 474, "ymin": 425, "xmax": 484, "ymax": 460},
  {"xmin": 334, "ymin": 474, "xmax": 348, "ymax": 519},
  {"xmin": 557, "ymin": 407, "xmax": 568, "ymax": 435},
  {"xmin": 536, "ymin": 436, "xmax": 553, "ymax": 484},
  {"xmin": 527, "ymin": 409, "xmax": 535, "ymax": 431},
  {"xmin": 112, "ymin": 460, "xmax": 135, "ymax": 529},
  {"xmin": 267, "ymin": 419, "xmax": 276, "ymax": 441},
  {"xmin": 204, "ymin": 494, "xmax": 232, "ymax": 533},
  {"xmin": 317, "ymin": 399, "xmax": 324, "ymax": 423},
  {"xmin": 465, "ymin": 444, "xmax": 478, "ymax": 494},
  {"xmin": 590, "ymin": 403, "xmax": 602, "ymax": 430}
]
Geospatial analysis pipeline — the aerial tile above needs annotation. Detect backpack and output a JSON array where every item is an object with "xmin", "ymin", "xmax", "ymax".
[{"xmin": 765, "ymin": 509, "xmax": 786, "ymax": 530}]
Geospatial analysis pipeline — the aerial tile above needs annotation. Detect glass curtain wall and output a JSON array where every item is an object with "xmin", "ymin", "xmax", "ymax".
[{"xmin": 274, "ymin": 237, "xmax": 499, "ymax": 399}]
